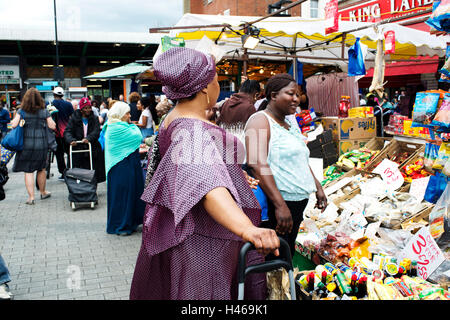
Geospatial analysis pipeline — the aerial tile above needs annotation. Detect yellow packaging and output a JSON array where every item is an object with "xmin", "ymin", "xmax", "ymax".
[
  {"xmin": 403, "ymin": 119, "xmax": 422, "ymax": 136},
  {"xmin": 364, "ymin": 107, "xmax": 374, "ymax": 117},
  {"xmin": 349, "ymin": 107, "xmax": 366, "ymax": 118}
]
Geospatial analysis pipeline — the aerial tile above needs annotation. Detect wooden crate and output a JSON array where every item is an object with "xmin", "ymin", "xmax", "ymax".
[
  {"xmin": 396, "ymin": 203, "xmax": 434, "ymax": 231},
  {"xmin": 364, "ymin": 139, "xmax": 424, "ymax": 172}
]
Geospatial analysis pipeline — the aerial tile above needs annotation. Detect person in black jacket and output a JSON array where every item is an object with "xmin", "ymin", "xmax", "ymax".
[{"xmin": 64, "ymin": 97, "xmax": 106, "ymax": 183}]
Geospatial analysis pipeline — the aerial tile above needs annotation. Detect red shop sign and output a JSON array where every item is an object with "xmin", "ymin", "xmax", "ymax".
[
  {"xmin": 338, "ymin": 0, "xmax": 434, "ymax": 23},
  {"xmin": 325, "ymin": 0, "xmax": 339, "ymax": 34}
]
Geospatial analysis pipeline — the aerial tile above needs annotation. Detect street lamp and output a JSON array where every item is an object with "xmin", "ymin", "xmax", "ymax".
[
  {"xmin": 241, "ymin": 25, "xmax": 261, "ymax": 50},
  {"xmin": 268, "ymin": 0, "xmax": 293, "ymax": 16},
  {"xmin": 53, "ymin": 0, "xmax": 64, "ymax": 82}
]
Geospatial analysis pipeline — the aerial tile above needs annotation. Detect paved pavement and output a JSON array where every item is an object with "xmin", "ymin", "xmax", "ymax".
[{"xmin": 0, "ymin": 159, "xmax": 142, "ymax": 300}]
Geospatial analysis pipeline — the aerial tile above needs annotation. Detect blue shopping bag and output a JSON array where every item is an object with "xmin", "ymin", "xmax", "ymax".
[
  {"xmin": 1, "ymin": 110, "xmax": 24, "ymax": 152},
  {"xmin": 252, "ymin": 184, "xmax": 269, "ymax": 222}
]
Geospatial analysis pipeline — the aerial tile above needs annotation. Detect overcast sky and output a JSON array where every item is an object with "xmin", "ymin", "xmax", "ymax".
[{"xmin": 0, "ymin": 0, "xmax": 184, "ymax": 32}]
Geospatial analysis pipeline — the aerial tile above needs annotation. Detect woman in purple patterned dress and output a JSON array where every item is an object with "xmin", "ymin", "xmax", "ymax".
[{"xmin": 129, "ymin": 48, "xmax": 280, "ymax": 300}]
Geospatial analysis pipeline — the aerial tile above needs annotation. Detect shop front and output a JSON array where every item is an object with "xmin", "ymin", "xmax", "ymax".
[{"xmin": 0, "ymin": 64, "xmax": 21, "ymax": 109}]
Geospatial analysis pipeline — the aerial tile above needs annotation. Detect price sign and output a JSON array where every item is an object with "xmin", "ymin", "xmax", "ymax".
[
  {"xmin": 373, "ymin": 159, "xmax": 404, "ymax": 191},
  {"xmin": 409, "ymin": 176, "xmax": 430, "ymax": 203},
  {"xmin": 324, "ymin": 0, "xmax": 339, "ymax": 34},
  {"xmin": 399, "ymin": 227, "xmax": 445, "ymax": 280}
]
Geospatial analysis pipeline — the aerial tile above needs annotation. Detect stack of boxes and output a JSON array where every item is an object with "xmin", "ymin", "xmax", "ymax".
[
  {"xmin": 307, "ymin": 129, "xmax": 338, "ymax": 168},
  {"xmin": 319, "ymin": 117, "xmax": 378, "ymax": 156},
  {"xmin": 295, "ymin": 108, "xmax": 318, "ymax": 134}
]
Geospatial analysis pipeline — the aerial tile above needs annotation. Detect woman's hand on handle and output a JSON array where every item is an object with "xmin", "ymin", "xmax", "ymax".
[{"xmin": 241, "ymin": 226, "xmax": 280, "ymax": 257}]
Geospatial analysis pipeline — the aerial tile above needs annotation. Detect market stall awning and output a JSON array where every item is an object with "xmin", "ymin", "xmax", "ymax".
[
  {"xmin": 364, "ymin": 55, "xmax": 440, "ymax": 78},
  {"xmin": 157, "ymin": 14, "xmax": 448, "ymax": 72},
  {"xmin": 84, "ymin": 62, "xmax": 151, "ymax": 79}
]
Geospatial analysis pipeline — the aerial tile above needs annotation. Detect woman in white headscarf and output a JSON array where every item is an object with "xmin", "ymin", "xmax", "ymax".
[{"xmin": 102, "ymin": 101, "xmax": 145, "ymax": 236}]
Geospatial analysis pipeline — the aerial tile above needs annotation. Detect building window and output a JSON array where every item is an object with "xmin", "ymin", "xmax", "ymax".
[
  {"xmin": 223, "ymin": 9, "xmax": 230, "ymax": 15},
  {"xmin": 205, "ymin": 0, "xmax": 213, "ymax": 5},
  {"xmin": 310, "ymin": 0, "xmax": 319, "ymax": 18}
]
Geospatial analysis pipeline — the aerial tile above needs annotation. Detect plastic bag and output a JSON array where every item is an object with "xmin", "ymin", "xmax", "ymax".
[
  {"xmin": 428, "ymin": 183, "xmax": 450, "ymax": 245},
  {"xmin": 424, "ymin": 142, "xmax": 441, "ymax": 172},
  {"xmin": 426, "ymin": 0, "xmax": 450, "ymax": 32},
  {"xmin": 412, "ymin": 92, "xmax": 441, "ymax": 127},
  {"xmin": 432, "ymin": 142, "xmax": 450, "ymax": 170},
  {"xmin": 431, "ymin": 93, "xmax": 450, "ymax": 130},
  {"xmin": 424, "ymin": 171, "xmax": 449, "ymax": 204}
]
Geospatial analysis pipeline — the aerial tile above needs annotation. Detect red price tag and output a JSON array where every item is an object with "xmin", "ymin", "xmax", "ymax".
[{"xmin": 400, "ymin": 227, "xmax": 445, "ymax": 280}]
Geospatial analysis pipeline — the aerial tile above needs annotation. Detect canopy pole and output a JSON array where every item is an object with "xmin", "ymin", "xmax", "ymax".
[
  {"xmin": 292, "ymin": 33, "xmax": 298, "ymax": 83},
  {"xmin": 341, "ymin": 33, "xmax": 347, "ymax": 59}
]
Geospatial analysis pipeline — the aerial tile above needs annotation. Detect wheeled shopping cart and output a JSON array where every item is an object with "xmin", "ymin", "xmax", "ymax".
[
  {"xmin": 64, "ymin": 141, "xmax": 97, "ymax": 210},
  {"xmin": 237, "ymin": 237, "xmax": 296, "ymax": 300}
]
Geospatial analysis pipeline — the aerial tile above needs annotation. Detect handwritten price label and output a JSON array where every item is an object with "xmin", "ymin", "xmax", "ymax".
[
  {"xmin": 373, "ymin": 159, "xmax": 404, "ymax": 191},
  {"xmin": 400, "ymin": 227, "xmax": 445, "ymax": 280}
]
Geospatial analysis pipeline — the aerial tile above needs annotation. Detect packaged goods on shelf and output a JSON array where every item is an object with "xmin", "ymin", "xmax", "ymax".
[
  {"xmin": 348, "ymin": 107, "xmax": 374, "ymax": 118},
  {"xmin": 411, "ymin": 91, "xmax": 442, "ymax": 128},
  {"xmin": 431, "ymin": 92, "xmax": 450, "ymax": 131},
  {"xmin": 385, "ymin": 114, "xmax": 409, "ymax": 135},
  {"xmin": 295, "ymin": 259, "xmax": 450, "ymax": 300},
  {"xmin": 320, "ymin": 116, "xmax": 377, "ymax": 141}
]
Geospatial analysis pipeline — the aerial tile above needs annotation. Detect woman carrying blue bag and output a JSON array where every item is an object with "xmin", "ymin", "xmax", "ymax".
[{"xmin": 9, "ymin": 88, "xmax": 56, "ymax": 205}]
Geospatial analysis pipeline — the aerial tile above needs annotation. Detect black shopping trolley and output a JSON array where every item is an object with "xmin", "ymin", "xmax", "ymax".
[
  {"xmin": 237, "ymin": 237, "xmax": 296, "ymax": 300},
  {"xmin": 64, "ymin": 141, "xmax": 98, "ymax": 210}
]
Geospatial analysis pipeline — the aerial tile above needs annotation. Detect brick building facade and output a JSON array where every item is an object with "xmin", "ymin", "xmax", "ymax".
[{"xmin": 185, "ymin": 0, "xmax": 302, "ymax": 17}]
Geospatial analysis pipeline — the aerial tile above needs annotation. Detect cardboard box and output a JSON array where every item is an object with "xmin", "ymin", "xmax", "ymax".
[
  {"xmin": 338, "ymin": 139, "xmax": 371, "ymax": 155},
  {"xmin": 320, "ymin": 117, "xmax": 377, "ymax": 141}
]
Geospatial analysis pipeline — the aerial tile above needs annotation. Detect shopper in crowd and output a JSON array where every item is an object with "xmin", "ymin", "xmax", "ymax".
[
  {"xmin": 63, "ymin": 97, "xmax": 106, "ymax": 183},
  {"xmin": 128, "ymin": 92, "xmax": 142, "ymax": 123},
  {"xmin": 298, "ymin": 84, "xmax": 309, "ymax": 111},
  {"xmin": 216, "ymin": 79, "xmax": 261, "ymax": 128},
  {"xmin": 103, "ymin": 101, "xmax": 145, "ymax": 236},
  {"xmin": 155, "ymin": 98, "xmax": 173, "ymax": 124},
  {"xmin": 244, "ymin": 73, "xmax": 327, "ymax": 257},
  {"xmin": 148, "ymin": 94, "xmax": 159, "ymax": 126},
  {"xmin": 50, "ymin": 87, "xmax": 74, "ymax": 181},
  {"xmin": 0, "ymin": 254, "xmax": 12, "ymax": 300},
  {"xmin": 359, "ymin": 93, "xmax": 367, "ymax": 106},
  {"xmin": 366, "ymin": 92, "xmax": 379, "ymax": 108},
  {"xmin": 90, "ymin": 99, "xmax": 100, "ymax": 117},
  {"xmin": 99, "ymin": 100, "xmax": 109, "ymax": 127},
  {"xmin": 134, "ymin": 96, "xmax": 155, "ymax": 140},
  {"xmin": 11, "ymin": 88, "xmax": 56, "ymax": 205},
  {"xmin": 130, "ymin": 47, "xmax": 280, "ymax": 300},
  {"xmin": 0, "ymin": 102, "xmax": 10, "ymax": 141}
]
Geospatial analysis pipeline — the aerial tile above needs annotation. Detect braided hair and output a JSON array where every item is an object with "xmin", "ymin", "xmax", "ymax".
[{"xmin": 258, "ymin": 73, "xmax": 296, "ymax": 111}]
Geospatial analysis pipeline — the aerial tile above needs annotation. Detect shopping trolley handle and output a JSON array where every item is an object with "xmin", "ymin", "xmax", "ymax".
[{"xmin": 238, "ymin": 237, "xmax": 293, "ymax": 284}]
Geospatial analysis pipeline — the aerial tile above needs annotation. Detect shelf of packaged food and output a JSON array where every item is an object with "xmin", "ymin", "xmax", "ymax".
[{"xmin": 383, "ymin": 130, "xmax": 428, "ymax": 145}]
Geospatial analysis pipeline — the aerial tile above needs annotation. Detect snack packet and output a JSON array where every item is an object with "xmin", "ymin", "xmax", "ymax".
[
  {"xmin": 431, "ymin": 92, "xmax": 450, "ymax": 130},
  {"xmin": 432, "ymin": 142, "xmax": 450, "ymax": 170},
  {"xmin": 412, "ymin": 92, "xmax": 441, "ymax": 127}
]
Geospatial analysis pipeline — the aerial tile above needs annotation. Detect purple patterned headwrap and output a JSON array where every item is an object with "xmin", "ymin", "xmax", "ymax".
[{"xmin": 153, "ymin": 47, "xmax": 216, "ymax": 100}]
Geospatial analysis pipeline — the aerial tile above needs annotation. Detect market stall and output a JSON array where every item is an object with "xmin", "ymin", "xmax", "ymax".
[
  {"xmin": 150, "ymin": 12, "xmax": 447, "ymax": 114},
  {"xmin": 290, "ymin": 89, "xmax": 449, "ymax": 300}
]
